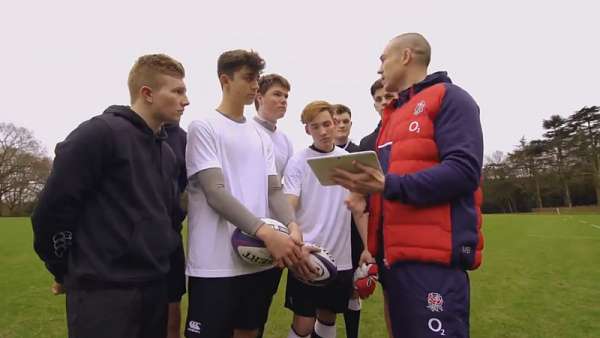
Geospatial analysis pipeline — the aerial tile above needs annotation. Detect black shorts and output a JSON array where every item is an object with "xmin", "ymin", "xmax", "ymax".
[
  {"xmin": 350, "ymin": 219, "xmax": 364, "ymax": 269},
  {"xmin": 184, "ymin": 268, "xmax": 282, "ymax": 338},
  {"xmin": 285, "ymin": 269, "xmax": 354, "ymax": 317}
]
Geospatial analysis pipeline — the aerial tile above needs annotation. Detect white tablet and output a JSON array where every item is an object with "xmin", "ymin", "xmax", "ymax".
[{"xmin": 306, "ymin": 150, "xmax": 383, "ymax": 186}]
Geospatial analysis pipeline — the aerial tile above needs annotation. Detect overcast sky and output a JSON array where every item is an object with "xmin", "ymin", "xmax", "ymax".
[{"xmin": 2, "ymin": 1, "xmax": 598, "ymax": 158}]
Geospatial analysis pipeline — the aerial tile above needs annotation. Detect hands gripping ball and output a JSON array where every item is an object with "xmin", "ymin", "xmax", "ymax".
[
  {"xmin": 231, "ymin": 218, "xmax": 290, "ymax": 266},
  {"xmin": 353, "ymin": 263, "xmax": 378, "ymax": 299},
  {"xmin": 297, "ymin": 243, "xmax": 338, "ymax": 287}
]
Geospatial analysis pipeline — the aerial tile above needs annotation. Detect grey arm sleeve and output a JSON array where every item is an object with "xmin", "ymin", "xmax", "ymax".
[
  {"xmin": 190, "ymin": 168, "xmax": 263, "ymax": 235},
  {"xmin": 268, "ymin": 175, "xmax": 295, "ymax": 226}
]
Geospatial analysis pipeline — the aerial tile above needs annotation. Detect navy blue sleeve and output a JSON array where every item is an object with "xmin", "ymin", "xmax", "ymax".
[
  {"xmin": 166, "ymin": 130, "xmax": 187, "ymax": 300},
  {"xmin": 383, "ymin": 84, "xmax": 483, "ymax": 206},
  {"xmin": 167, "ymin": 242, "xmax": 186, "ymax": 302},
  {"xmin": 165, "ymin": 127, "xmax": 187, "ymax": 227},
  {"xmin": 31, "ymin": 117, "xmax": 112, "ymax": 282}
]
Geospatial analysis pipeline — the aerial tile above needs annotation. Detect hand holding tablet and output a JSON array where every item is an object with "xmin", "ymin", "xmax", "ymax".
[{"xmin": 306, "ymin": 151, "xmax": 383, "ymax": 186}]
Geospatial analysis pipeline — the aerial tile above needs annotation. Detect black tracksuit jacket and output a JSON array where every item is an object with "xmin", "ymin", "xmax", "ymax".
[{"xmin": 32, "ymin": 105, "xmax": 181, "ymax": 287}]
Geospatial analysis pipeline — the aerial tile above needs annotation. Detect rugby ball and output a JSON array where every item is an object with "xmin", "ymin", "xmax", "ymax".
[
  {"xmin": 231, "ymin": 218, "xmax": 290, "ymax": 266},
  {"xmin": 297, "ymin": 243, "xmax": 338, "ymax": 287}
]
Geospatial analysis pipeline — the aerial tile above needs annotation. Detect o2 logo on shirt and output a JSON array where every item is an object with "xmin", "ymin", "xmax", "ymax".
[{"xmin": 428, "ymin": 318, "xmax": 446, "ymax": 336}]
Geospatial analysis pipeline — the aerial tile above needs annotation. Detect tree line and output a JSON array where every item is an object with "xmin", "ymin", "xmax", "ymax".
[{"xmin": 483, "ymin": 106, "xmax": 600, "ymax": 213}]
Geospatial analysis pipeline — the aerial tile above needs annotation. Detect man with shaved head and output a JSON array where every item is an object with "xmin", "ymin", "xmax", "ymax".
[{"xmin": 334, "ymin": 33, "xmax": 484, "ymax": 337}]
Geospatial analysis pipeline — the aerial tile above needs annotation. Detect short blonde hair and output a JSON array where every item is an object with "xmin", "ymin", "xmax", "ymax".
[
  {"xmin": 301, "ymin": 100, "xmax": 333, "ymax": 124},
  {"xmin": 128, "ymin": 54, "xmax": 185, "ymax": 102}
]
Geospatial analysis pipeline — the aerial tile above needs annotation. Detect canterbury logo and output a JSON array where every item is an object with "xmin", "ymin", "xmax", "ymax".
[{"xmin": 187, "ymin": 320, "xmax": 202, "ymax": 334}]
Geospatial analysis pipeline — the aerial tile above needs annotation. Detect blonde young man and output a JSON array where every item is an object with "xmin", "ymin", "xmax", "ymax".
[
  {"xmin": 283, "ymin": 101, "xmax": 369, "ymax": 338},
  {"xmin": 32, "ymin": 54, "xmax": 189, "ymax": 338},
  {"xmin": 185, "ymin": 50, "xmax": 313, "ymax": 338}
]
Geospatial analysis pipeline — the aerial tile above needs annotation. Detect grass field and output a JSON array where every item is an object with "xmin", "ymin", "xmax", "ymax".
[{"xmin": 1, "ymin": 214, "xmax": 600, "ymax": 338}]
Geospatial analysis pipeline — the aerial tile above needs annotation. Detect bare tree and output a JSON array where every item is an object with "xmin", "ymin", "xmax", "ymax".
[
  {"xmin": 0, "ymin": 123, "xmax": 50, "ymax": 215},
  {"xmin": 483, "ymin": 151, "xmax": 520, "ymax": 212}
]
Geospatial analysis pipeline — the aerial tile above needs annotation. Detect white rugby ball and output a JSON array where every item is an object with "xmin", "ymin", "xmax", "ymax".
[
  {"xmin": 231, "ymin": 218, "xmax": 290, "ymax": 266},
  {"xmin": 298, "ymin": 243, "xmax": 338, "ymax": 286}
]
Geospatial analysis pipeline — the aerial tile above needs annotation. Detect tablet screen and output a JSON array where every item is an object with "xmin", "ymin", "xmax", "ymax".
[{"xmin": 306, "ymin": 151, "xmax": 382, "ymax": 186}]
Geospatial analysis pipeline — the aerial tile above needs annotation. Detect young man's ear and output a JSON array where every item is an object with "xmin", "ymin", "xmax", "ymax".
[
  {"xmin": 140, "ymin": 86, "xmax": 153, "ymax": 103},
  {"xmin": 304, "ymin": 124, "xmax": 310, "ymax": 135},
  {"xmin": 219, "ymin": 74, "xmax": 230, "ymax": 88}
]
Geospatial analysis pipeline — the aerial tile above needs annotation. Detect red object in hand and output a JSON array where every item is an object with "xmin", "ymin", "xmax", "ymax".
[{"xmin": 353, "ymin": 263, "xmax": 378, "ymax": 299}]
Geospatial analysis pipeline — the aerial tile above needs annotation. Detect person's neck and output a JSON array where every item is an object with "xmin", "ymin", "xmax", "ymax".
[
  {"xmin": 313, "ymin": 142, "xmax": 335, "ymax": 153},
  {"xmin": 335, "ymin": 136, "xmax": 349, "ymax": 146},
  {"xmin": 131, "ymin": 102, "xmax": 161, "ymax": 133},
  {"xmin": 217, "ymin": 96, "xmax": 245, "ymax": 121},
  {"xmin": 257, "ymin": 110, "xmax": 278, "ymax": 125},
  {"xmin": 398, "ymin": 68, "xmax": 428, "ymax": 92}
]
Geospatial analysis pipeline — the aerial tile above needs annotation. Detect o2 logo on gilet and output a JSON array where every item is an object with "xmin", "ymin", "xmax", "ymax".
[{"xmin": 409, "ymin": 121, "xmax": 421, "ymax": 133}]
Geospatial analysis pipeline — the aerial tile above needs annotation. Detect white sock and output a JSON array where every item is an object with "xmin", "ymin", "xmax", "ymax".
[
  {"xmin": 314, "ymin": 320, "xmax": 336, "ymax": 338},
  {"xmin": 348, "ymin": 297, "xmax": 362, "ymax": 311},
  {"xmin": 288, "ymin": 327, "xmax": 310, "ymax": 338}
]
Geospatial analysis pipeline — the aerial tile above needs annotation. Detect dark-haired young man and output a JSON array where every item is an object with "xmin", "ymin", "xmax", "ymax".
[
  {"xmin": 330, "ymin": 103, "xmax": 364, "ymax": 338},
  {"xmin": 252, "ymin": 73, "xmax": 294, "ymax": 338},
  {"xmin": 253, "ymin": 73, "xmax": 294, "ymax": 177},
  {"xmin": 185, "ymin": 50, "xmax": 313, "ymax": 338},
  {"xmin": 331, "ymin": 104, "xmax": 359, "ymax": 153},
  {"xmin": 358, "ymin": 79, "xmax": 398, "ymax": 153},
  {"xmin": 355, "ymin": 79, "xmax": 399, "ymax": 338}
]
